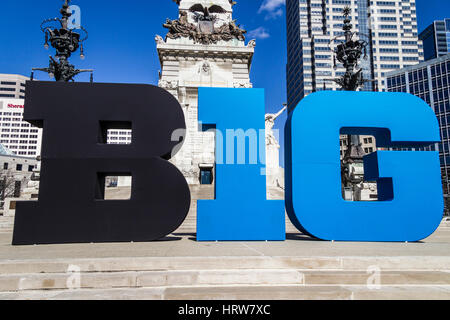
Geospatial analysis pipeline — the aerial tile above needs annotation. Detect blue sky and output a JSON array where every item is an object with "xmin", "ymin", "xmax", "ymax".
[{"xmin": 0, "ymin": 0, "xmax": 449, "ymax": 166}]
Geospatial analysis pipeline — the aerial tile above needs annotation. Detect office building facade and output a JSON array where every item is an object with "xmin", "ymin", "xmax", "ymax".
[
  {"xmin": 286, "ymin": 0, "xmax": 424, "ymax": 112},
  {"xmin": 385, "ymin": 54, "xmax": 450, "ymax": 212},
  {"xmin": 0, "ymin": 99, "xmax": 42, "ymax": 157},
  {"xmin": 0, "ymin": 74, "xmax": 28, "ymax": 100},
  {"xmin": 419, "ymin": 19, "xmax": 450, "ymax": 61}
]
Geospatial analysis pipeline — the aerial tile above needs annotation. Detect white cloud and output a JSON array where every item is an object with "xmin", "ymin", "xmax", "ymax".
[
  {"xmin": 250, "ymin": 1, "xmax": 286, "ymax": 40},
  {"xmin": 258, "ymin": 0, "xmax": 286, "ymax": 19},
  {"xmin": 247, "ymin": 27, "xmax": 270, "ymax": 39}
]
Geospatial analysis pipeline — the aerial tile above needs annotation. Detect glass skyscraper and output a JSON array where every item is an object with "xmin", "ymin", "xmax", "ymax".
[
  {"xmin": 419, "ymin": 19, "xmax": 450, "ymax": 61},
  {"xmin": 286, "ymin": 0, "xmax": 424, "ymax": 112},
  {"xmin": 386, "ymin": 54, "xmax": 450, "ymax": 213}
]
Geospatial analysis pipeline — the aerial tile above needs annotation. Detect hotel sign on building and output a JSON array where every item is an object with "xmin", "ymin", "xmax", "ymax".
[{"xmin": 0, "ymin": 98, "xmax": 42, "ymax": 157}]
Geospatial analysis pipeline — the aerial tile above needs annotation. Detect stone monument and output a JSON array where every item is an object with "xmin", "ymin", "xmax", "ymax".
[{"xmin": 156, "ymin": 0, "xmax": 255, "ymax": 185}]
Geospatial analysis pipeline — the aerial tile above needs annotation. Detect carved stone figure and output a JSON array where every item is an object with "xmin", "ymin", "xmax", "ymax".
[
  {"xmin": 247, "ymin": 39, "xmax": 256, "ymax": 48},
  {"xmin": 158, "ymin": 80, "xmax": 179, "ymax": 90},
  {"xmin": 265, "ymin": 106, "xmax": 287, "ymax": 147},
  {"xmin": 200, "ymin": 61, "xmax": 211, "ymax": 75},
  {"xmin": 155, "ymin": 35, "xmax": 165, "ymax": 45},
  {"xmin": 163, "ymin": 11, "xmax": 196, "ymax": 41},
  {"xmin": 229, "ymin": 19, "xmax": 246, "ymax": 41}
]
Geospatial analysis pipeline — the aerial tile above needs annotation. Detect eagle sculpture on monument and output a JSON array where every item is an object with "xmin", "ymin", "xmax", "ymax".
[
  {"xmin": 172, "ymin": 0, "xmax": 236, "ymax": 6},
  {"xmin": 189, "ymin": 4, "xmax": 226, "ymax": 34},
  {"xmin": 190, "ymin": 4, "xmax": 226, "ymax": 19},
  {"xmin": 163, "ymin": 0, "xmax": 246, "ymax": 44}
]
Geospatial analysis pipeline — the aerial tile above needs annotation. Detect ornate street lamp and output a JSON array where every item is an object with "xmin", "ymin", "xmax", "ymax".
[
  {"xmin": 31, "ymin": 0, "xmax": 93, "ymax": 82},
  {"xmin": 329, "ymin": 7, "xmax": 370, "ymax": 91},
  {"xmin": 328, "ymin": 7, "xmax": 376, "ymax": 199}
]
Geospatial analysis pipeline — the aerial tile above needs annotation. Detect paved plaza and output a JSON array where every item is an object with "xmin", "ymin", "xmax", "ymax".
[{"xmin": 0, "ymin": 221, "xmax": 449, "ymax": 261}]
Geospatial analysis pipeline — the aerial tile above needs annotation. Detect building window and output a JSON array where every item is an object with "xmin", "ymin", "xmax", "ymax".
[{"xmin": 16, "ymin": 164, "xmax": 22, "ymax": 171}]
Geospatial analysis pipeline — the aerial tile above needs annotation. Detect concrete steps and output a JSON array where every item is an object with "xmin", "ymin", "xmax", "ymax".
[
  {"xmin": 2, "ymin": 285, "xmax": 450, "ymax": 300},
  {"xmin": 1, "ymin": 269, "xmax": 449, "ymax": 292},
  {"xmin": 1, "ymin": 256, "xmax": 450, "ymax": 274},
  {"xmin": 0, "ymin": 256, "xmax": 449, "ymax": 299}
]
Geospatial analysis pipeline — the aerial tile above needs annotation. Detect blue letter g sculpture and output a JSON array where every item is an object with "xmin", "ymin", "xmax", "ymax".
[{"xmin": 285, "ymin": 91, "xmax": 443, "ymax": 242}]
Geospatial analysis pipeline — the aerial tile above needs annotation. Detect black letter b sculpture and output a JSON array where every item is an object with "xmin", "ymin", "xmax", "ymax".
[{"xmin": 12, "ymin": 82, "xmax": 191, "ymax": 245}]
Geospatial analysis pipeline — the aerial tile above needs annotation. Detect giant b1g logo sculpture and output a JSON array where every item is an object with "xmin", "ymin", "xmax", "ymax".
[{"xmin": 12, "ymin": 82, "xmax": 444, "ymax": 245}]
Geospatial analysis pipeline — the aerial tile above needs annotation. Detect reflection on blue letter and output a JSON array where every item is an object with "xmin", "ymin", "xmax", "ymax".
[
  {"xmin": 285, "ymin": 91, "xmax": 443, "ymax": 242},
  {"xmin": 197, "ymin": 88, "xmax": 285, "ymax": 241}
]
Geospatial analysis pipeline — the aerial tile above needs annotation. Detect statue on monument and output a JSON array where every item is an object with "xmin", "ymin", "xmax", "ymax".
[
  {"xmin": 163, "ymin": 11, "xmax": 197, "ymax": 41},
  {"xmin": 265, "ymin": 106, "xmax": 287, "ymax": 189},
  {"xmin": 229, "ymin": 20, "xmax": 246, "ymax": 41},
  {"xmin": 265, "ymin": 106, "xmax": 287, "ymax": 147}
]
